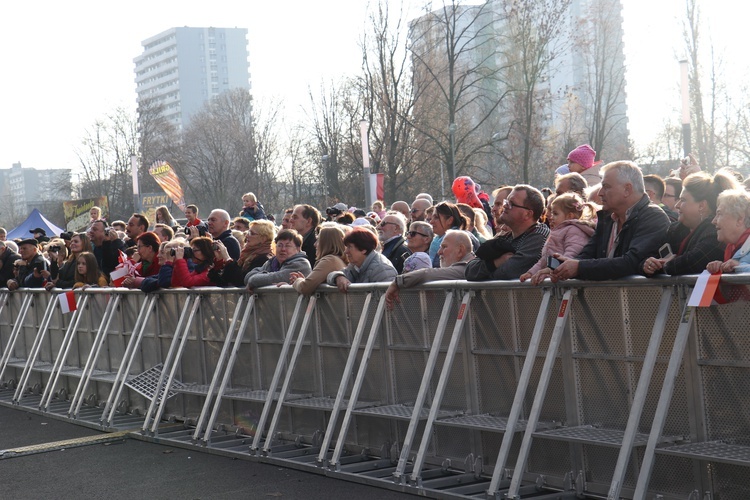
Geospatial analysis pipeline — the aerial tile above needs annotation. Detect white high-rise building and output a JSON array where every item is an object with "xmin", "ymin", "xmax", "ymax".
[{"xmin": 134, "ymin": 27, "xmax": 251, "ymax": 130}]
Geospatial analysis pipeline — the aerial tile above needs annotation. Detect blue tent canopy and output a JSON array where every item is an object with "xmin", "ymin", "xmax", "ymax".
[{"xmin": 7, "ymin": 208, "xmax": 65, "ymax": 240}]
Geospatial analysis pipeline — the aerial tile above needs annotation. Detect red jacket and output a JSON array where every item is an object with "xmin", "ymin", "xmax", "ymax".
[{"xmin": 170, "ymin": 258, "xmax": 224, "ymax": 288}]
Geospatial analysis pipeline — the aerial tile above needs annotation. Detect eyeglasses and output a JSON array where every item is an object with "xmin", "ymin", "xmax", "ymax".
[
  {"xmin": 410, "ymin": 208, "xmax": 420, "ymax": 213},
  {"xmin": 407, "ymin": 231, "xmax": 428, "ymax": 238},
  {"xmin": 275, "ymin": 242, "xmax": 297, "ymax": 250},
  {"xmin": 502, "ymin": 199, "xmax": 533, "ymax": 212},
  {"xmin": 379, "ymin": 221, "xmax": 397, "ymax": 228}
]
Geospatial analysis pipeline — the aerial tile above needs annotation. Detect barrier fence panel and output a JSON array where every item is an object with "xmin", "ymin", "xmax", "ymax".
[{"xmin": 4, "ymin": 278, "xmax": 750, "ymax": 499}]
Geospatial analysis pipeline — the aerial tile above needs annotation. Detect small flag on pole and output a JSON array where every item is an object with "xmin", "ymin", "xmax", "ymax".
[
  {"xmin": 58, "ymin": 290, "xmax": 77, "ymax": 314},
  {"xmin": 687, "ymin": 270, "xmax": 722, "ymax": 307}
]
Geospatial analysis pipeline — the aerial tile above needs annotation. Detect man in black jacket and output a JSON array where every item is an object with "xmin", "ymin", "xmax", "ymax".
[
  {"xmin": 378, "ymin": 213, "xmax": 410, "ymax": 274},
  {"xmin": 7, "ymin": 239, "xmax": 48, "ymax": 290},
  {"xmin": 291, "ymin": 204, "xmax": 321, "ymax": 266},
  {"xmin": 552, "ymin": 161, "xmax": 670, "ymax": 281},
  {"xmin": 0, "ymin": 240, "xmax": 20, "ymax": 286},
  {"xmin": 89, "ymin": 219, "xmax": 126, "ymax": 279}
]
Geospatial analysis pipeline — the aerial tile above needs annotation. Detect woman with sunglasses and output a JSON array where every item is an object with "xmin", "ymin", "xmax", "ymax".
[{"xmin": 406, "ymin": 221, "xmax": 433, "ymax": 255}]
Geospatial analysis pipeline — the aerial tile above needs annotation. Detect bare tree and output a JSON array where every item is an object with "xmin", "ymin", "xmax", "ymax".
[
  {"xmin": 499, "ymin": 0, "xmax": 571, "ymax": 184},
  {"xmin": 76, "ymin": 107, "xmax": 138, "ymax": 220},
  {"xmin": 306, "ymin": 80, "xmax": 364, "ymax": 207},
  {"xmin": 177, "ymin": 89, "xmax": 257, "ymax": 211},
  {"xmin": 409, "ymin": 0, "xmax": 511, "ymax": 188},
  {"xmin": 576, "ymin": 0, "xmax": 629, "ymax": 160},
  {"xmin": 136, "ymin": 96, "xmax": 180, "ymax": 194},
  {"xmin": 358, "ymin": 0, "xmax": 426, "ymax": 202}
]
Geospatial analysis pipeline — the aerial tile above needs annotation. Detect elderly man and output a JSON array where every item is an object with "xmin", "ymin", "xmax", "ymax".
[
  {"xmin": 406, "ymin": 221, "xmax": 433, "ymax": 254},
  {"xmin": 390, "ymin": 201, "xmax": 411, "ymax": 221},
  {"xmin": 385, "ymin": 230, "xmax": 474, "ymax": 309},
  {"xmin": 7, "ymin": 239, "xmax": 48, "ymax": 290},
  {"xmin": 378, "ymin": 212, "xmax": 410, "ymax": 273},
  {"xmin": 291, "ymin": 204, "xmax": 321, "ymax": 266},
  {"xmin": 0, "ymin": 240, "xmax": 20, "ymax": 286},
  {"xmin": 551, "ymin": 161, "xmax": 670, "ymax": 282},
  {"xmin": 125, "ymin": 213, "xmax": 149, "ymax": 248},
  {"xmin": 245, "ymin": 229, "xmax": 312, "ymax": 290},
  {"xmin": 203, "ymin": 209, "xmax": 240, "ymax": 260},
  {"xmin": 89, "ymin": 219, "xmax": 126, "ymax": 279},
  {"xmin": 555, "ymin": 172, "xmax": 588, "ymax": 199},
  {"xmin": 409, "ymin": 198, "xmax": 432, "ymax": 222},
  {"xmin": 465, "ymin": 185, "xmax": 549, "ymax": 281}
]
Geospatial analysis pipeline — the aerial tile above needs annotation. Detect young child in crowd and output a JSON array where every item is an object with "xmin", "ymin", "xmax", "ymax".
[
  {"xmin": 520, "ymin": 193, "xmax": 597, "ymax": 285},
  {"xmin": 73, "ymin": 252, "xmax": 108, "ymax": 289},
  {"xmin": 240, "ymin": 192, "xmax": 266, "ymax": 221}
]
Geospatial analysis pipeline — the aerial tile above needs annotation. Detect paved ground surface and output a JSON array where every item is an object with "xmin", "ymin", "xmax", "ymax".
[{"xmin": 0, "ymin": 405, "xmax": 416, "ymax": 499}]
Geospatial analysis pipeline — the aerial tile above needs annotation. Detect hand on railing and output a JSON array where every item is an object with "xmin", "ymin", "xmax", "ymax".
[{"xmin": 550, "ymin": 254, "xmax": 579, "ymax": 282}]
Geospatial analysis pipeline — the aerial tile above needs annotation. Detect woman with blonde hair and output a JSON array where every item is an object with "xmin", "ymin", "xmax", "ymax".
[
  {"xmin": 288, "ymin": 225, "xmax": 347, "ymax": 295},
  {"xmin": 210, "ymin": 219, "xmax": 275, "ymax": 287}
]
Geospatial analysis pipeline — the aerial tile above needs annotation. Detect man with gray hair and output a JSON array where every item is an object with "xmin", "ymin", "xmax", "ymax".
[
  {"xmin": 555, "ymin": 172, "xmax": 588, "ymax": 199},
  {"xmin": 406, "ymin": 221, "xmax": 433, "ymax": 254},
  {"xmin": 385, "ymin": 230, "xmax": 474, "ymax": 309},
  {"xmin": 552, "ymin": 161, "xmax": 670, "ymax": 281},
  {"xmin": 204, "ymin": 209, "xmax": 241, "ymax": 260},
  {"xmin": 378, "ymin": 212, "xmax": 410, "ymax": 274}
]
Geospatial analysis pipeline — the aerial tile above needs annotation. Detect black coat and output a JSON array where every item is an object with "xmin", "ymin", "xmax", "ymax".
[
  {"xmin": 381, "ymin": 236, "xmax": 410, "ymax": 274},
  {"xmin": 577, "ymin": 195, "xmax": 670, "ymax": 280}
]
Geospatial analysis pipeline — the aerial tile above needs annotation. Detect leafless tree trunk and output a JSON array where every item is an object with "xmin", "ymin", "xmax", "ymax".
[
  {"xmin": 409, "ymin": 0, "xmax": 511, "ymax": 188},
  {"xmin": 500, "ymin": 0, "xmax": 571, "ymax": 184}
]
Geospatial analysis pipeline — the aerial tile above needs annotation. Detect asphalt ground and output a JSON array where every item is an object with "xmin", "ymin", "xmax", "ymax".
[{"xmin": 0, "ymin": 405, "xmax": 416, "ymax": 499}]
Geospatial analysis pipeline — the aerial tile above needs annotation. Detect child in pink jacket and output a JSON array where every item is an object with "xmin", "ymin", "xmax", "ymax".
[{"xmin": 520, "ymin": 193, "xmax": 597, "ymax": 285}]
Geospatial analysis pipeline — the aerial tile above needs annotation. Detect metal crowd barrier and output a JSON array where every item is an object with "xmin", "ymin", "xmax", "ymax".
[{"xmin": 1, "ymin": 277, "xmax": 749, "ymax": 499}]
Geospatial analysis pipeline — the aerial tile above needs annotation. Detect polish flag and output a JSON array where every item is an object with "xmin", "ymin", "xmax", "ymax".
[
  {"xmin": 688, "ymin": 270, "xmax": 722, "ymax": 307},
  {"xmin": 58, "ymin": 290, "xmax": 77, "ymax": 314},
  {"xmin": 110, "ymin": 250, "xmax": 135, "ymax": 287}
]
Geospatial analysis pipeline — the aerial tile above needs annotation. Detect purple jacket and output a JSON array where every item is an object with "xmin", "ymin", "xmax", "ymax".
[{"xmin": 526, "ymin": 219, "xmax": 596, "ymax": 275}]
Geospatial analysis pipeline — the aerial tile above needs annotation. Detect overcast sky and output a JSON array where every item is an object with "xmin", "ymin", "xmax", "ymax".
[{"xmin": 0, "ymin": 0, "xmax": 745, "ymax": 171}]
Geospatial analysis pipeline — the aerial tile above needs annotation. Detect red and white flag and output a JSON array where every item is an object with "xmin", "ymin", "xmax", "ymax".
[
  {"xmin": 58, "ymin": 290, "xmax": 77, "ymax": 314},
  {"xmin": 110, "ymin": 250, "xmax": 136, "ymax": 287},
  {"xmin": 688, "ymin": 270, "xmax": 722, "ymax": 307}
]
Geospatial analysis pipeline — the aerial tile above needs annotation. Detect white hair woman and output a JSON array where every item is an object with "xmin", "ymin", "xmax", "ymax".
[{"xmin": 707, "ymin": 188, "xmax": 750, "ymax": 274}]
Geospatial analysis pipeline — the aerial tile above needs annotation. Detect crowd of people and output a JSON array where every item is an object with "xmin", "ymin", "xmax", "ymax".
[{"xmin": 3, "ymin": 148, "xmax": 750, "ymax": 304}]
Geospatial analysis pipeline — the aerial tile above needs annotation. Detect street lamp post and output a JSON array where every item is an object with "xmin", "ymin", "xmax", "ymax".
[
  {"xmin": 448, "ymin": 123, "xmax": 457, "ymax": 180},
  {"xmin": 360, "ymin": 120, "xmax": 373, "ymax": 208},
  {"xmin": 680, "ymin": 59, "xmax": 691, "ymax": 156}
]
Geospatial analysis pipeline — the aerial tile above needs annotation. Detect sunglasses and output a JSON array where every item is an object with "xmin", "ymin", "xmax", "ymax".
[{"xmin": 407, "ymin": 231, "xmax": 428, "ymax": 238}]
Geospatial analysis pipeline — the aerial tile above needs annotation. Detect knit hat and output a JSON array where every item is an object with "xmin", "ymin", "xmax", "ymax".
[
  {"xmin": 403, "ymin": 252, "xmax": 432, "ymax": 273},
  {"xmin": 567, "ymin": 144, "xmax": 596, "ymax": 170}
]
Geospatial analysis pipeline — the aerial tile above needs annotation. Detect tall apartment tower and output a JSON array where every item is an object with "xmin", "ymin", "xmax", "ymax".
[{"xmin": 134, "ymin": 27, "xmax": 251, "ymax": 130}]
